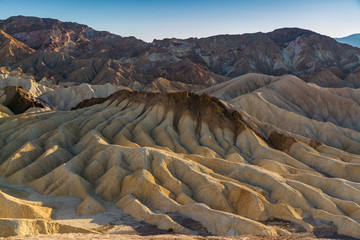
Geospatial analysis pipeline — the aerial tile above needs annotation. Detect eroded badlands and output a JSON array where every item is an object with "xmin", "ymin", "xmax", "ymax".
[{"xmin": 0, "ymin": 89, "xmax": 360, "ymax": 239}]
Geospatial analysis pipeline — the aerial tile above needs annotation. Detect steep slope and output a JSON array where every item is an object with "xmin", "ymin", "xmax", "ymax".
[
  {"xmin": 336, "ymin": 34, "xmax": 360, "ymax": 48},
  {"xmin": 0, "ymin": 17, "xmax": 226, "ymax": 87},
  {"xmin": 0, "ymin": 190, "xmax": 52, "ymax": 219},
  {"xmin": 305, "ymin": 67, "xmax": 349, "ymax": 88},
  {"xmin": 11, "ymin": 51, "xmax": 143, "ymax": 85},
  {"xmin": 0, "ymin": 29, "xmax": 34, "ymax": 66},
  {"xmin": 0, "ymin": 190, "xmax": 98, "ymax": 238},
  {"xmin": 0, "ymin": 16, "xmax": 148, "ymax": 58},
  {"xmin": 202, "ymin": 73, "xmax": 360, "ymax": 154},
  {"xmin": 1, "ymin": 91, "xmax": 360, "ymax": 238},
  {"xmin": 143, "ymin": 77, "xmax": 202, "ymax": 93}
]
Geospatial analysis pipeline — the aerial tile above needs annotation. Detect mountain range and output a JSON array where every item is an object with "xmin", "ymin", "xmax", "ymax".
[
  {"xmin": 1, "ymin": 16, "xmax": 360, "ymax": 89},
  {"xmin": 336, "ymin": 34, "xmax": 360, "ymax": 48}
]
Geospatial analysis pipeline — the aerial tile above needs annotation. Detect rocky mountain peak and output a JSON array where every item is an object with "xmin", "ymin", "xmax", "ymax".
[{"xmin": 266, "ymin": 27, "xmax": 314, "ymax": 47}]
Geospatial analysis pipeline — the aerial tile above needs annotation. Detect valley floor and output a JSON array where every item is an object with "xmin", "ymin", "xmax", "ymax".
[{"xmin": 1, "ymin": 232, "xmax": 358, "ymax": 240}]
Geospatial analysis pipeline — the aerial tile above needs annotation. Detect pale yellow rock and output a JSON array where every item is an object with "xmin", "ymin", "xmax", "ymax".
[
  {"xmin": 179, "ymin": 203, "xmax": 288, "ymax": 236},
  {"xmin": 76, "ymin": 196, "xmax": 106, "ymax": 216},
  {"xmin": 1, "ymin": 89, "xmax": 360, "ymax": 238},
  {"xmin": 203, "ymin": 73, "xmax": 360, "ymax": 154},
  {"xmin": 117, "ymin": 194, "xmax": 193, "ymax": 235},
  {"xmin": 0, "ymin": 190, "xmax": 52, "ymax": 220},
  {"xmin": 119, "ymin": 169, "xmax": 180, "ymax": 212},
  {"xmin": 0, "ymin": 218, "xmax": 98, "ymax": 237},
  {"xmin": 311, "ymin": 209, "xmax": 360, "ymax": 239}
]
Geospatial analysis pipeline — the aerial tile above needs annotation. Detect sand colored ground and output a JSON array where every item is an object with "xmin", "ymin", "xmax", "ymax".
[{"xmin": 1, "ymin": 89, "xmax": 360, "ymax": 239}]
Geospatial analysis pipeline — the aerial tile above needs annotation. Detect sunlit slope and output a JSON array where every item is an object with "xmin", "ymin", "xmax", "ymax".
[
  {"xmin": 202, "ymin": 73, "xmax": 360, "ymax": 154},
  {"xmin": 1, "ymin": 90, "xmax": 360, "ymax": 238}
]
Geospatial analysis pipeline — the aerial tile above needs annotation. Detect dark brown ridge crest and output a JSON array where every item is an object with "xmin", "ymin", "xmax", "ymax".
[
  {"xmin": 72, "ymin": 89, "xmax": 327, "ymax": 154},
  {"xmin": 72, "ymin": 90, "xmax": 325, "ymax": 152},
  {"xmin": 2, "ymin": 86, "xmax": 46, "ymax": 114},
  {"xmin": 268, "ymin": 131, "xmax": 323, "ymax": 152},
  {"xmin": 72, "ymin": 90, "xmax": 251, "ymax": 139}
]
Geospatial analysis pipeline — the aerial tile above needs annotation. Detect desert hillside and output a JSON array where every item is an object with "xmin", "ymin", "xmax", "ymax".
[
  {"xmin": 0, "ymin": 15, "xmax": 360, "ymax": 240},
  {"xmin": 0, "ymin": 88, "xmax": 359, "ymax": 239}
]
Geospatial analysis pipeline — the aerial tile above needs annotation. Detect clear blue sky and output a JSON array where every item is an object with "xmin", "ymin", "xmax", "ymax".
[{"xmin": 0, "ymin": 0, "xmax": 359, "ymax": 42}]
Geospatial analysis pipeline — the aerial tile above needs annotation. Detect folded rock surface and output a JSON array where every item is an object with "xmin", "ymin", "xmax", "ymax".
[{"xmin": 1, "ymin": 90, "xmax": 360, "ymax": 238}]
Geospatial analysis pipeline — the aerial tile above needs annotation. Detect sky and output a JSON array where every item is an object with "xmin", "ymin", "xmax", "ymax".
[{"xmin": 0, "ymin": 0, "xmax": 359, "ymax": 42}]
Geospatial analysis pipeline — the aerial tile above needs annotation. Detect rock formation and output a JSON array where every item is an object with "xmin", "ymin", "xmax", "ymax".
[
  {"xmin": 1, "ymin": 90, "xmax": 360, "ymax": 238},
  {"xmin": 202, "ymin": 73, "xmax": 360, "ymax": 154},
  {"xmin": 38, "ymin": 83, "xmax": 130, "ymax": 110},
  {"xmin": 0, "ymin": 67, "xmax": 53, "ymax": 97},
  {"xmin": 0, "ymin": 86, "xmax": 46, "ymax": 114}
]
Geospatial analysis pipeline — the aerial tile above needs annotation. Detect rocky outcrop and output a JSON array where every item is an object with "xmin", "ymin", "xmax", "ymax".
[
  {"xmin": 0, "ymin": 86, "xmax": 46, "ymax": 114},
  {"xmin": 1, "ymin": 16, "xmax": 360, "ymax": 239}
]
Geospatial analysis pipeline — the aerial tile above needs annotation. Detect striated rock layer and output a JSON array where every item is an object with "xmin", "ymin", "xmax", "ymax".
[
  {"xmin": 1, "ymin": 90, "xmax": 360, "ymax": 238},
  {"xmin": 202, "ymin": 73, "xmax": 360, "ymax": 154}
]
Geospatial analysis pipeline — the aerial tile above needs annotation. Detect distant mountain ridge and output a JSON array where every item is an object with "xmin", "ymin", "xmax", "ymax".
[
  {"xmin": 335, "ymin": 34, "xmax": 360, "ymax": 48},
  {"xmin": 0, "ymin": 29, "xmax": 34, "ymax": 66},
  {"xmin": 0, "ymin": 16, "xmax": 360, "ymax": 89}
]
